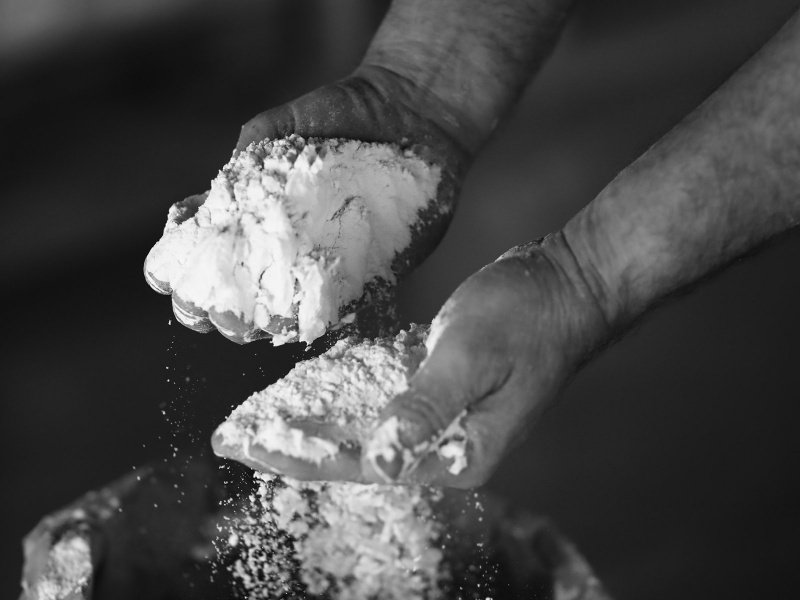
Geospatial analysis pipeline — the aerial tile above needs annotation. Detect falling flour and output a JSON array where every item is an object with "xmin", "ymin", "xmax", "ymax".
[
  {"xmin": 145, "ymin": 136, "xmax": 441, "ymax": 344},
  {"xmin": 212, "ymin": 325, "xmax": 470, "ymax": 599},
  {"xmin": 226, "ymin": 475, "xmax": 447, "ymax": 599}
]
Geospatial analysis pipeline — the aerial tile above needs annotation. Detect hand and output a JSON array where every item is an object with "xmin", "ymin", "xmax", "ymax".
[
  {"xmin": 360, "ymin": 232, "xmax": 614, "ymax": 487},
  {"xmin": 144, "ymin": 65, "xmax": 470, "ymax": 344},
  {"xmin": 223, "ymin": 232, "xmax": 615, "ymax": 487}
]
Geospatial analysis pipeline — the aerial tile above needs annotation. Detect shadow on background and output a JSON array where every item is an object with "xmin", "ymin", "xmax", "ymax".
[{"xmin": 1, "ymin": 0, "xmax": 799, "ymax": 598}]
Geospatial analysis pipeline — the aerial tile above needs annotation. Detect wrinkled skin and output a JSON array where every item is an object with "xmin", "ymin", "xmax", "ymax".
[{"xmin": 144, "ymin": 65, "xmax": 470, "ymax": 344}]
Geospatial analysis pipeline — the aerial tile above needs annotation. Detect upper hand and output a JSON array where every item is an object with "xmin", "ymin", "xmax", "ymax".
[{"xmin": 144, "ymin": 65, "xmax": 470, "ymax": 344}]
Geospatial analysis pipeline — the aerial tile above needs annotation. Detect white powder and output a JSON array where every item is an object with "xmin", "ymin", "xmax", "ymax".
[
  {"xmin": 28, "ymin": 533, "xmax": 91, "ymax": 600},
  {"xmin": 366, "ymin": 411, "xmax": 469, "ymax": 481},
  {"xmin": 212, "ymin": 325, "xmax": 428, "ymax": 464},
  {"xmin": 213, "ymin": 325, "xmax": 471, "ymax": 598},
  {"xmin": 228, "ymin": 475, "xmax": 446, "ymax": 599},
  {"xmin": 212, "ymin": 325, "xmax": 467, "ymax": 474},
  {"xmin": 145, "ymin": 136, "xmax": 441, "ymax": 344}
]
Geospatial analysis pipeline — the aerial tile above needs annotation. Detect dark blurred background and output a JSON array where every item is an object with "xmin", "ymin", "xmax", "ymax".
[{"xmin": 2, "ymin": 0, "xmax": 800, "ymax": 598}]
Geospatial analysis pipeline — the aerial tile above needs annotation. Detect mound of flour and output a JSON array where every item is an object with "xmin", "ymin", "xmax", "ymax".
[
  {"xmin": 212, "ymin": 325, "xmax": 469, "ymax": 599},
  {"xmin": 145, "ymin": 136, "xmax": 441, "ymax": 344},
  {"xmin": 227, "ymin": 474, "xmax": 446, "ymax": 599}
]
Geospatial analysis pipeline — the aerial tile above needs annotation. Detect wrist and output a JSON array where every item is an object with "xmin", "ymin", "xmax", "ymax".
[
  {"xmin": 359, "ymin": 0, "xmax": 574, "ymax": 155},
  {"xmin": 350, "ymin": 63, "xmax": 480, "ymax": 157},
  {"xmin": 496, "ymin": 231, "xmax": 619, "ymax": 366},
  {"xmin": 562, "ymin": 202, "xmax": 638, "ymax": 330}
]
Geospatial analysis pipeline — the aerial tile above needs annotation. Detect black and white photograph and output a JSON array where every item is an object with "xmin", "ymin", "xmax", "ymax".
[{"xmin": 2, "ymin": 0, "xmax": 799, "ymax": 598}]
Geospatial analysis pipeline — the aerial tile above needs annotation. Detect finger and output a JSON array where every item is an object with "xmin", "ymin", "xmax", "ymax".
[
  {"xmin": 143, "ymin": 259, "xmax": 171, "ymax": 295},
  {"xmin": 211, "ymin": 422, "xmax": 364, "ymax": 482},
  {"xmin": 143, "ymin": 237, "xmax": 175, "ymax": 295},
  {"xmin": 361, "ymin": 326, "xmax": 507, "ymax": 483},
  {"xmin": 144, "ymin": 193, "xmax": 209, "ymax": 295},
  {"xmin": 171, "ymin": 295, "xmax": 214, "ymax": 333},
  {"xmin": 392, "ymin": 408, "xmax": 509, "ymax": 489},
  {"xmin": 169, "ymin": 193, "xmax": 206, "ymax": 226},
  {"xmin": 241, "ymin": 445, "xmax": 364, "ymax": 482},
  {"xmin": 207, "ymin": 307, "xmax": 268, "ymax": 344},
  {"xmin": 236, "ymin": 107, "xmax": 293, "ymax": 153},
  {"xmin": 234, "ymin": 78, "xmax": 408, "ymax": 154}
]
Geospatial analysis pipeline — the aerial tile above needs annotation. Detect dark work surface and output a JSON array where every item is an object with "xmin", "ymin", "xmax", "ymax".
[{"xmin": 2, "ymin": 1, "xmax": 800, "ymax": 598}]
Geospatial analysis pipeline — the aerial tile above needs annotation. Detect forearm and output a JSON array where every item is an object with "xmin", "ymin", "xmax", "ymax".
[
  {"xmin": 360, "ymin": 0, "xmax": 575, "ymax": 154},
  {"xmin": 565, "ymin": 9, "xmax": 800, "ymax": 326}
]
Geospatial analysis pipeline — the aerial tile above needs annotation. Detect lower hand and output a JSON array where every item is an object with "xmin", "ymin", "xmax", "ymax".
[
  {"xmin": 226, "ymin": 232, "xmax": 616, "ymax": 487},
  {"xmin": 361, "ymin": 232, "xmax": 615, "ymax": 487}
]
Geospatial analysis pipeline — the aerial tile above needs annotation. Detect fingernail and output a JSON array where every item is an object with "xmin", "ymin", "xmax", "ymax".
[
  {"xmin": 172, "ymin": 304, "xmax": 197, "ymax": 326},
  {"xmin": 365, "ymin": 417, "xmax": 410, "ymax": 482},
  {"xmin": 172, "ymin": 299, "xmax": 212, "ymax": 331},
  {"xmin": 144, "ymin": 266, "xmax": 172, "ymax": 295},
  {"xmin": 143, "ymin": 249, "xmax": 173, "ymax": 295}
]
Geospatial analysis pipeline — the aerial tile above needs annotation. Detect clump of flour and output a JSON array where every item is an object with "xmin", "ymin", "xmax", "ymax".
[
  {"xmin": 145, "ymin": 136, "xmax": 442, "ymax": 344},
  {"xmin": 23, "ymin": 533, "xmax": 92, "ymax": 600},
  {"xmin": 212, "ymin": 325, "xmax": 470, "ymax": 599},
  {"xmin": 226, "ymin": 475, "xmax": 446, "ymax": 599},
  {"xmin": 212, "ymin": 325, "xmax": 467, "ymax": 473}
]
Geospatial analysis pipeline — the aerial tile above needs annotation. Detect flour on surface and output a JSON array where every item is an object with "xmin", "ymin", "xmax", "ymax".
[{"xmin": 145, "ymin": 136, "xmax": 441, "ymax": 344}]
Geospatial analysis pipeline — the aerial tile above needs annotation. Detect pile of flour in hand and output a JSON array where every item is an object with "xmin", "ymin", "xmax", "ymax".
[
  {"xmin": 212, "ymin": 325, "xmax": 469, "ymax": 599},
  {"xmin": 144, "ymin": 136, "xmax": 441, "ymax": 345}
]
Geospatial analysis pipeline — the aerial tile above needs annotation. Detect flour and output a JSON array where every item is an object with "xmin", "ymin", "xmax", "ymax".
[
  {"xmin": 212, "ymin": 325, "xmax": 467, "ymax": 474},
  {"xmin": 213, "ymin": 325, "xmax": 427, "ymax": 463},
  {"xmin": 145, "ymin": 136, "xmax": 441, "ymax": 344},
  {"xmin": 228, "ymin": 475, "xmax": 446, "ymax": 599},
  {"xmin": 28, "ymin": 533, "xmax": 91, "ymax": 600},
  {"xmin": 212, "ymin": 325, "xmax": 471, "ymax": 598}
]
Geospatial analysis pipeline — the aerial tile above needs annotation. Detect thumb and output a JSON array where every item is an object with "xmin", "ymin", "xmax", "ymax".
[
  {"xmin": 235, "ymin": 106, "xmax": 295, "ymax": 153},
  {"xmin": 361, "ymin": 319, "xmax": 510, "ymax": 484}
]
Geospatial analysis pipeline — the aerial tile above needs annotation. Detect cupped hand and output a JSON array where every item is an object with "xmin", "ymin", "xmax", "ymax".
[
  {"xmin": 363, "ymin": 233, "xmax": 614, "ymax": 487},
  {"xmin": 219, "ymin": 232, "xmax": 617, "ymax": 487},
  {"xmin": 144, "ymin": 65, "xmax": 470, "ymax": 344}
]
